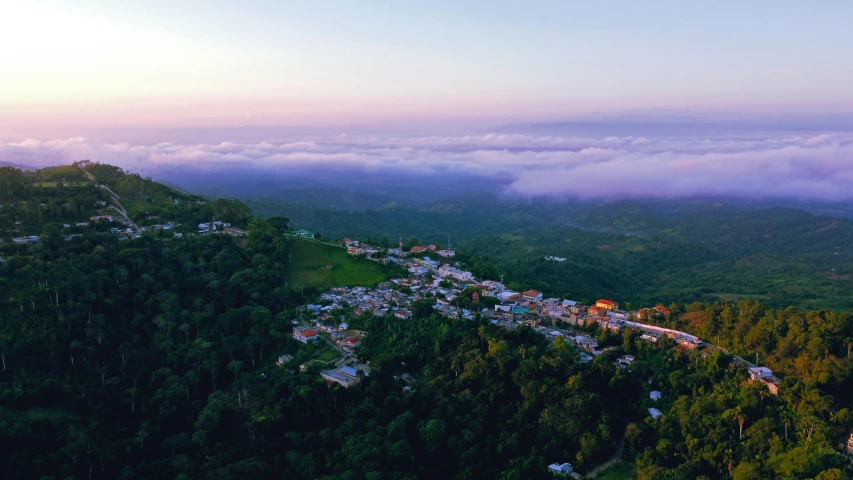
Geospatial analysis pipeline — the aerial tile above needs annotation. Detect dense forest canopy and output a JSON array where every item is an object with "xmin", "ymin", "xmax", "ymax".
[{"xmin": 1, "ymin": 163, "xmax": 853, "ymax": 479}]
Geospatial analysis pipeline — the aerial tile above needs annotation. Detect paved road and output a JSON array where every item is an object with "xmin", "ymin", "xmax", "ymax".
[{"xmin": 701, "ymin": 341, "xmax": 756, "ymax": 368}]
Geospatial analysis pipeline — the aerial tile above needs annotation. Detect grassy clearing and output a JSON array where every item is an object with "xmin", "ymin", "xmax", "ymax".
[
  {"xmin": 593, "ymin": 461, "xmax": 636, "ymax": 480},
  {"xmin": 287, "ymin": 238, "xmax": 389, "ymax": 289}
]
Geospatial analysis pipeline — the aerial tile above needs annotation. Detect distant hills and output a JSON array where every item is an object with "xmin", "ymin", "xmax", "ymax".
[{"xmin": 0, "ymin": 161, "xmax": 34, "ymax": 171}]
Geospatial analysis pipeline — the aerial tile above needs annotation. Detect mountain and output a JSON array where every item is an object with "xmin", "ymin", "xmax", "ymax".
[{"xmin": 0, "ymin": 161, "xmax": 34, "ymax": 171}]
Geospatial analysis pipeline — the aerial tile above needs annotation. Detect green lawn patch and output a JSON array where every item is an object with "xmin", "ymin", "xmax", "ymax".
[
  {"xmin": 593, "ymin": 461, "xmax": 636, "ymax": 480},
  {"xmin": 287, "ymin": 238, "xmax": 389, "ymax": 289}
]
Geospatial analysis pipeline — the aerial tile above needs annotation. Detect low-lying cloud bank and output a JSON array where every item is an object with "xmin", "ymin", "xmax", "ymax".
[{"xmin": 2, "ymin": 132, "xmax": 852, "ymax": 200}]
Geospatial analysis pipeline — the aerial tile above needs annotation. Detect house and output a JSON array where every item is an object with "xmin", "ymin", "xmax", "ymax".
[
  {"xmin": 409, "ymin": 245, "xmax": 427, "ymax": 253},
  {"xmin": 437, "ymin": 249, "xmax": 455, "ymax": 258},
  {"xmin": 654, "ymin": 305, "xmax": 671, "ymax": 315},
  {"xmin": 596, "ymin": 299, "xmax": 618, "ymax": 311},
  {"xmin": 497, "ymin": 291, "xmax": 521, "ymax": 302},
  {"xmin": 421, "ymin": 257, "xmax": 439, "ymax": 268},
  {"xmin": 650, "ymin": 391, "xmax": 662, "ymax": 401},
  {"xmin": 395, "ymin": 310, "xmax": 411, "ymax": 319},
  {"xmin": 640, "ymin": 333, "xmax": 659, "ymax": 343},
  {"xmin": 587, "ymin": 306, "xmax": 607, "ymax": 317},
  {"xmin": 748, "ymin": 367, "xmax": 780, "ymax": 395},
  {"xmin": 846, "ymin": 433, "xmax": 853, "ymax": 455},
  {"xmin": 648, "ymin": 408, "xmax": 663, "ymax": 419},
  {"xmin": 748, "ymin": 367, "xmax": 773, "ymax": 381},
  {"xmin": 293, "ymin": 327, "xmax": 319, "ymax": 344},
  {"xmin": 522, "ymin": 290, "xmax": 543, "ymax": 302},
  {"xmin": 547, "ymin": 463, "xmax": 573, "ymax": 475},
  {"xmin": 342, "ymin": 238, "xmax": 353, "ymax": 246},
  {"xmin": 438, "ymin": 265, "xmax": 473, "ymax": 282},
  {"xmin": 320, "ymin": 368, "xmax": 360, "ymax": 388},
  {"xmin": 544, "ymin": 256, "xmax": 566, "ymax": 262}
]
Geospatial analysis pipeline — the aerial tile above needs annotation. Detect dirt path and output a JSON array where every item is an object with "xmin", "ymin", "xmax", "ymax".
[
  {"xmin": 79, "ymin": 165, "xmax": 96, "ymax": 181},
  {"xmin": 584, "ymin": 435, "xmax": 625, "ymax": 478}
]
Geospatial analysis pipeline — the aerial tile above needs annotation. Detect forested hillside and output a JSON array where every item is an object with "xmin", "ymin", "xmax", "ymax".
[
  {"xmin": 242, "ymin": 192, "xmax": 853, "ymax": 311},
  {"xmin": 2, "ymin": 163, "xmax": 853, "ymax": 479}
]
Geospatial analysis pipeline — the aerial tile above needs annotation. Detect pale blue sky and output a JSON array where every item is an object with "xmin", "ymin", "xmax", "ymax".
[{"xmin": 2, "ymin": 0, "xmax": 853, "ymax": 130}]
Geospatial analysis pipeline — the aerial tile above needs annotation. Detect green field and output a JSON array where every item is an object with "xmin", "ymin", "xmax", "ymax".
[
  {"xmin": 287, "ymin": 238, "xmax": 390, "ymax": 289},
  {"xmin": 593, "ymin": 461, "xmax": 636, "ymax": 480}
]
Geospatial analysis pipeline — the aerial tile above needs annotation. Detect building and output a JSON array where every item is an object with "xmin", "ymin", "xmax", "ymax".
[
  {"xmin": 846, "ymin": 433, "xmax": 853, "ymax": 455},
  {"xmin": 650, "ymin": 391, "xmax": 662, "ymax": 401},
  {"xmin": 437, "ymin": 249, "xmax": 455, "ymax": 258},
  {"xmin": 497, "ymin": 291, "xmax": 521, "ymax": 302},
  {"xmin": 649, "ymin": 408, "xmax": 663, "ymax": 419},
  {"xmin": 522, "ymin": 290, "xmax": 543, "ymax": 302},
  {"xmin": 547, "ymin": 463, "xmax": 573, "ymax": 475},
  {"xmin": 293, "ymin": 327, "xmax": 318, "ymax": 344},
  {"xmin": 748, "ymin": 367, "xmax": 772, "ymax": 381},
  {"xmin": 640, "ymin": 333, "xmax": 659, "ymax": 343},
  {"xmin": 596, "ymin": 299, "xmax": 618, "ymax": 311},
  {"xmin": 320, "ymin": 368, "xmax": 360, "ymax": 388},
  {"xmin": 748, "ymin": 367, "xmax": 780, "ymax": 395},
  {"xmin": 438, "ymin": 265, "xmax": 473, "ymax": 282}
]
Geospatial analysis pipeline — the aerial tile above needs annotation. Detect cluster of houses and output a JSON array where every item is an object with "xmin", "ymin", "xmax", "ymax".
[{"xmin": 342, "ymin": 238, "xmax": 457, "ymax": 262}]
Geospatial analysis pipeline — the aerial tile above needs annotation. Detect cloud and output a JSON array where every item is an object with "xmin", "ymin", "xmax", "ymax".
[{"xmin": 2, "ymin": 132, "xmax": 853, "ymax": 200}]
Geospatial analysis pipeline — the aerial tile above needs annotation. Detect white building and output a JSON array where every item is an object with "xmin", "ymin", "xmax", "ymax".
[{"xmin": 547, "ymin": 463, "xmax": 573, "ymax": 475}]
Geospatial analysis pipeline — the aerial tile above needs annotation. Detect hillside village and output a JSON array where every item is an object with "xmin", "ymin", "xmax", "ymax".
[{"xmin": 287, "ymin": 236, "xmax": 782, "ymax": 405}]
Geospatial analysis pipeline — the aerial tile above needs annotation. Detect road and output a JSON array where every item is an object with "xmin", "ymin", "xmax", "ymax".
[
  {"xmin": 701, "ymin": 341, "xmax": 756, "ymax": 368},
  {"xmin": 583, "ymin": 435, "xmax": 625, "ymax": 478},
  {"xmin": 100, "ymin": 186, "xmax": 141, "ymax": 234},
  {"xmin": 77, "ymin": 164, "xmax": 141, "ymax": 234}
]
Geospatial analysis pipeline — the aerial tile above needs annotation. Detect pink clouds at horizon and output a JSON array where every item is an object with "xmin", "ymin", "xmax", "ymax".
[{"xmin": 1, "ymin": 132, "xmax": 852, "ymax": 201}]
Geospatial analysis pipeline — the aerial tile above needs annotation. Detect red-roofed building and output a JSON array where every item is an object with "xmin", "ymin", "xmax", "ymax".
[
  {"xmin": 654, "ymin": 305, "xmax": 671, "ymax": 315},
  {"xmin": 523, "ymin": 290, "xmax": 543, "ymax": 302},
  {"xmin": 588, "ymin": 306, "xmax": 606, "ymax": 317},
  {"xmin": 340, "ymin": 336, "xmax": 361, "ymax": 348},
  {"xmin": 410, "ymin": 245, "xmax": 427, "ymax": 253},
  {"xmin": 293, "ymin": 327, "xmax": 319, "ymax": 344},
  {"xmin": 596, "ymin": 299, "xmax": 618, "ymax": 311}
]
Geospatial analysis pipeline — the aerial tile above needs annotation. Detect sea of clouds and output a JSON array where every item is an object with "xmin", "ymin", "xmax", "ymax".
[{"xmin": 2, "ymin": 132, "xmax": 852, "ymax": 200}]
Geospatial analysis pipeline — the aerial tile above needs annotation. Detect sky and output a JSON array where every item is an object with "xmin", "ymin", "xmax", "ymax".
[
  {"xmin": 3, "ymin": 0, "xmax": 853, "ymax": 132},
  {"xmin": 3, "ymin": 1, "xmax": 853, "ymax": 200}
]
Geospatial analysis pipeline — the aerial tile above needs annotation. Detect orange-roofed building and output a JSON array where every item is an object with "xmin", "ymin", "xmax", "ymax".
[
  {"xmin": 523, "ymin": 290, "xmax": 543, "ymax": 302},
  {"xmin": 596, "ymin": 299, "xmax": 618, "ymax": 311}
]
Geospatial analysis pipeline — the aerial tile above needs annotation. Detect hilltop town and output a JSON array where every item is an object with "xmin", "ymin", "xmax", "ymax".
[{"xmin": 287, "ymin": 237, "xmax": 781, "ymax": 401}]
